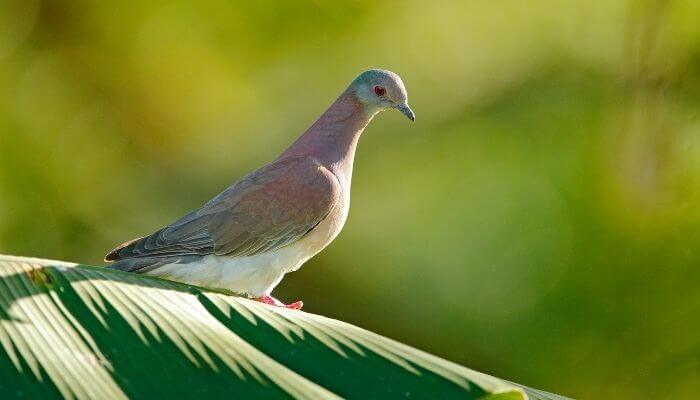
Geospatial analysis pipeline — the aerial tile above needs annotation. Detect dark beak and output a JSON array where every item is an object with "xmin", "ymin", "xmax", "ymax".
[{"xmin": 396, "ymin": 103, "xmax": 415, "ymax": 122}]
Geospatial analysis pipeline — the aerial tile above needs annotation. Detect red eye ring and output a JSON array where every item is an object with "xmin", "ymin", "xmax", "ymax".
[{"xmin": 373, "ymin": 85, "xmax": 386, "ymax": 96}]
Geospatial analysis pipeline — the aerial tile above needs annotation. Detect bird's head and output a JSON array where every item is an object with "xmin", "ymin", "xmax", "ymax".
[{"xmin": 351, "ymin": 69, "xmax": 415, "ymax": 121}]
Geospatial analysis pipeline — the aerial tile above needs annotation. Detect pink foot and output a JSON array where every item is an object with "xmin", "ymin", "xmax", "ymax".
[
  {"xmin": 254, "ymin": 295, "xmax": 303, "ymax": 310},
  {"xmin": 285, "ymin": 300, "xmax": 304, "ymax": 310}
]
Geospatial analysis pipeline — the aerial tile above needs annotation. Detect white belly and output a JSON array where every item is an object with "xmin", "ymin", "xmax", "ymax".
[{"xmin": 147, "ymin": 196, "xmax": 349, "ymax": 297}]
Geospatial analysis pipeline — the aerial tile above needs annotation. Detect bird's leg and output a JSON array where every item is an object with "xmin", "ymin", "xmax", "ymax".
[{"xmin": 254, "ymin": 295, "xmax": 303, "ymax": 310}]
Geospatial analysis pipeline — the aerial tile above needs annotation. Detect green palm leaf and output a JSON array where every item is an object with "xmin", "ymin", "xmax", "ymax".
[{"xmin": 0, "ymin": 254, "xmax": 569, "ymax": 399}]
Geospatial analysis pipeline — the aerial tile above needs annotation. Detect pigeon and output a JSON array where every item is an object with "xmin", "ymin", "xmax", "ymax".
[{"xmin": 105, "ymin": 69, "xmax": 414, "ymax": 309}]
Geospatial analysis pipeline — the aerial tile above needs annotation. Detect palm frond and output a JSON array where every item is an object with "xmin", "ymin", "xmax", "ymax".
[{"xmin": 0, "ymin": 255, "xmax": 569, "ymax": 399}]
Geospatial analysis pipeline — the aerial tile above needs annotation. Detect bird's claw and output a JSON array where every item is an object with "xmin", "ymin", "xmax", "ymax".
[
  {"xmin": 254, "ymin": 295, "xmax": 303, "ymax": 310},
  {"xmin": 285, "ymin": 300, "xmax": 304, "ymax": 310}
]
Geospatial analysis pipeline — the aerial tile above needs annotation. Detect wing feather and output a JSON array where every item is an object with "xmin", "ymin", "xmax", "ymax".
[{"xmin": 105, "ymin": 157, "xmax": 340, "ymax": 264}]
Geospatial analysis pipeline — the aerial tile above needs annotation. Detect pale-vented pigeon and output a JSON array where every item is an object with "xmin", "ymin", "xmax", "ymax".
[{"xmin": 106, "ymin": 69, "xmax": 414, "ymax": 309}]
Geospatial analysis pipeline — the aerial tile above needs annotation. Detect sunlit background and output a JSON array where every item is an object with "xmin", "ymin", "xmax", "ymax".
[{"xmin": 1, "ymin": 1, "xmax": 699, "ymax": 398}]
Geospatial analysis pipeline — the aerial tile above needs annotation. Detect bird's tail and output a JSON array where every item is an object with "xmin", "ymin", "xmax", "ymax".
[
  {"xmin": 106, "ymin": 257, "xmax": 167, "ymax": 273},
  {"xmin": 104, "ymin": 236, "xmax": 145, "ymax": 262}
]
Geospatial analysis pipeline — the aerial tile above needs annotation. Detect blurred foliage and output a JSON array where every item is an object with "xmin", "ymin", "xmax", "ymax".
[{"xmin": 0, "ymin": 1, "xmax": 699, "ymax": 399}]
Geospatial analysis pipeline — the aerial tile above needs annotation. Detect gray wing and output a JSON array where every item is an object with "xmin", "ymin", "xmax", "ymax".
[{"xmin": 105, "ymin": 157, "xmax": 340, "ymax": 265}]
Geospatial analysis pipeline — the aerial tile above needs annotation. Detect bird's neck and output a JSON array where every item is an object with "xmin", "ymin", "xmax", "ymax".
[{"xmin": 280, "ymin": 90, "xmax": 377, "ymax": 184}]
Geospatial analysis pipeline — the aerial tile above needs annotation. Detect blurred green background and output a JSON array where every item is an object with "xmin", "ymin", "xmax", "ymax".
[{"xmin": 1, "ymin": 1, "xmax": 699, "ymax": 398}]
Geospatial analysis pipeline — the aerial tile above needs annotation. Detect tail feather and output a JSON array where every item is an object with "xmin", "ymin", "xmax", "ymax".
[
  {"xmin": 104, "ymin": 237, "xmax": 145, "ymax": 262},
  {"xmin": 105, "ymin": 254, "xmax": 201, "ymax": 274},
  {"xmin": 106, "ymin": 257, "xmax": 165, "ymax": 273}
]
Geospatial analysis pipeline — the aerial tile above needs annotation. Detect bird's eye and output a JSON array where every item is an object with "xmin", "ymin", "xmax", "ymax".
[{"xmin": 373, "ymin": 85, "xmax": 386, "ymax": 96}]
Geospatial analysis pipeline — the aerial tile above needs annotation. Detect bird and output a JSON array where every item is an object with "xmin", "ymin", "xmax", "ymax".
[{"xmin": 105, "ymin": 69, "xmax": 414, "ymax": 309}]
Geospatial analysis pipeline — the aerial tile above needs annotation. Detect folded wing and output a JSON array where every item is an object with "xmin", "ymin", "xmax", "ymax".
[{"xmin": 105, "ymin": 157, "xmax": 340, "ymax": 264}]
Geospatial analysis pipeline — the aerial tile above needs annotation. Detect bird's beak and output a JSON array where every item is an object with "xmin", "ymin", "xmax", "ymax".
[{"xmin": 395, "ymin": 103, "xmax": 415, "ymax": 122}]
